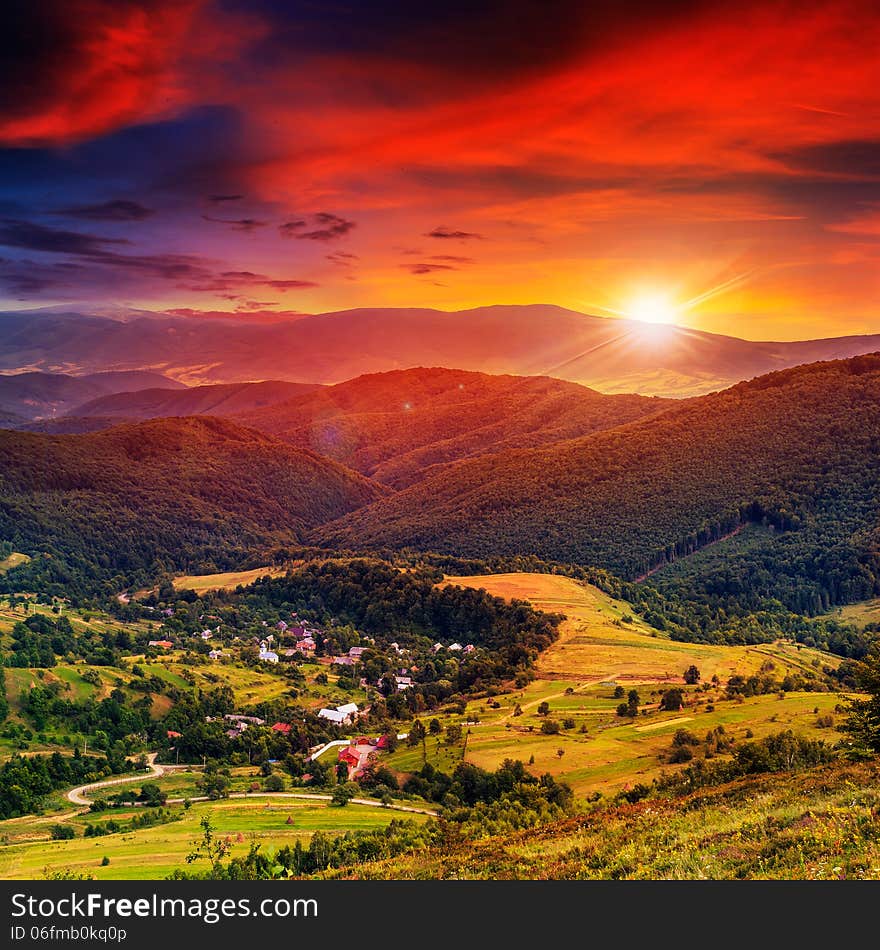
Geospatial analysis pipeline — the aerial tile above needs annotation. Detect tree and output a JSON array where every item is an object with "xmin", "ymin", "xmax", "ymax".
[
  {"xmin": 684, "ymin": 665, "xmax": 701, "ymax": 685},
  {"xmin": 626, "ymin": 689, "xmax": 640, "ymax": 717},
  {"xmin": 445, "ymin": 723, "xmax": 463, "ymax": 744},
  {"xmin": 540, "ymin": 719, "xmax": 560, "ymax": 735},
  {"xmin": 613, "ymin": 686, "xmax": 625, "ymax": 699},
  {"xmin": 429, "ymin": 718, "xmax": 441, "ymax": 735},
  {"xmin": 537, "ymin": 701, "xmax": 550, "ymax": 716},
  {"xmin": 264, "ymin": 773, "xmax": 285, "ymax": 792},
  {"xmin": 841, "ymin": 654, "xmax": 880, "ymax": 756},
  {"xmin": 408, "ymin": 720, "xmax": 426, "ymax": 746},
  {"xmin": 659, "ymin": 688, "xmax": 685, "ymax": 712},
  {"xmin": 331, "ymin": 783, "xmax": 356, "ymax": 807}
]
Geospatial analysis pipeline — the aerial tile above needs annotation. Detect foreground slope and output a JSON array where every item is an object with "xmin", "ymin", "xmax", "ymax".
[
  {"xmin": 330, "ymin": 758, "xmax": 880, "ymax": 880},
  {"xmin": 0, "ymin": 417, "xmax": 386, "ymax": 588},
  {"xmin": 6, "ymin": 306, "xmax": 880, "ymax": 396},
  {"xmin": 321, "ymin": 355, "xmax": 880, "ymax": 612},
  {"xmin": 236, "ymin": 367, "xmax": 670, "ymax": 486}
]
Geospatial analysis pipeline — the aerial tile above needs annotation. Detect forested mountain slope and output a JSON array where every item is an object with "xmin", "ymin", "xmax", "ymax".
[
  {"xmin": 320, "ymin": 355, "xmax": 880, "ymax": 613},
  {"xmin": 0, "ymin": 417, "xmax": 386, "ymax": 594},
  {"xmin": 236, "ymin": 367, "xmax": 670, "ymax": 487}
]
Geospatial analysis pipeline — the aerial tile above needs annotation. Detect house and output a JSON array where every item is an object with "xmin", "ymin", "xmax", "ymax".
[
  {"xmin": 148, "ymin": 640, "xmax": 173, "ymax": 649},
  {"xmin": 276, "ymin": 620, "xmax": 288, "ymax": 632},
  {"xmin": 225, "ymin": 714, "xmax": 265, "ymax": 726},
  {"xmin": 463, "ymin": 644, "xmax": 476, "ymax": 654},
  {"xmin": 332, "ymin": 655, "xmax": 355, "ymax": 666},
  {"xmin": 166, "ymin": 730, "xmax": 182, "ymax": 739},
  {"xmin": 318, "ymin": 702, "xmax": 359, "ymax": 725},
  {"xmin": 208, "ymin": 649, "xmax": 223, "ymax": 660},
  {"xmin": 299, "ymin": 637, "xmax": 316, "ymax": 652},
  {"xmin": 338, "ymin": 747, "xmax": 359, "ymax": 769},
  {"xmin": 290, "ymin": 626, "xmax": 306, "ymax": 639},
  {"xmin": 271, "ymin": 722, "xmax": 292, "ymax": 734},
  {"xmin": 259, "ymin": 649, "xmax": 279, "ymax": 663},
  {"xmin": 395, "ymin": 675, "xmax": 413, "ymax": 691},
  {"xmin": 348, "ymin": 646, "xmax": 367, "ymax": 658},
  {"xmin": 432, "ymin": 642, "xmax": 444, "ymax": 653},
  {"xmin": 448, "ymin": 642, "xmax": 463, "ymax": 652},
  {"xmin": 199, "ymin": 630, "xmax": 212, "ymax": 640}
]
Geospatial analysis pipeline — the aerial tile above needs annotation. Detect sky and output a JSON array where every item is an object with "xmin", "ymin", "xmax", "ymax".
[{"xmin": 1, "ymin": 0, "xmax": 880, "ymax": 340}]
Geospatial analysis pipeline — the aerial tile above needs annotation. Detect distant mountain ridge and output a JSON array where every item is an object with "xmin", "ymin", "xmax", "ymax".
[
  {"xmin": 0, "ymin": 370, "xmax": 183, "ymax": 421},
  {"xmin": 71, "ymin": 380, "xmax": 321, "ymax": 421},
  {"xmin": 4, "ymin": 305, "xmax": 880, "ymax": 396}
]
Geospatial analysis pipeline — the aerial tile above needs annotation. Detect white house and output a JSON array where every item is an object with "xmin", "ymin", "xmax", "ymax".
[
  {"xmin": 259, "ymin": 649, "xmax": 279, "ymax": 664},
  {"xmin": 318, "ymin": 702, "xmax": 360, "ymax": 725}
]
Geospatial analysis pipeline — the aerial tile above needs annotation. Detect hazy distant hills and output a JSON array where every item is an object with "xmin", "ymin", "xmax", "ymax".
[
  {"xmin": 319, "ymin": 354, "xmax": 880, "ymax": 613},
  {"xmin": 5, "ymin": 305, "xmax": 880, "ymax": 396},
  {"xmin": 235, "ymin": 367, "xmax": 671, "ymax": 487},
  {"xmin": 71, "ymin": 380, "xmax": 321, "ymax": 421},
  {"xmin": 0, "ymin": 416, "xmax": 387, "ymax": 588},
  {"xmin": 0, "ymin": 370, "xmax": 183, "ymax": 421}
]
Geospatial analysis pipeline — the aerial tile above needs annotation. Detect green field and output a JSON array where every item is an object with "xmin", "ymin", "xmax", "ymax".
[
  {"xmin": 423, "ymin": 573, "xmax": 849, "ymax": 795},
  {"xmin": 0, "ymin": 798, "xmax": 421, "ymax": 880}
]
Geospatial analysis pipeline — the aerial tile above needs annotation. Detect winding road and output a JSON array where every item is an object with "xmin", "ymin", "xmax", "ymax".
[{"xmin": 64, "ymin": 753, "xmax": 439, "ymax": 816}]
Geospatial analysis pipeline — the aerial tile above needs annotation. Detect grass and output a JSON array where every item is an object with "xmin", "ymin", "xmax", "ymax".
[
  {"xmin": 0, "ymin": 553, "xmax": 30, "ymax": 574},
  {"xmin": 820, "ymin": 597, "xmax": 880, "ymax": 630},
  {"xmin": 337, "ymin": 758, "xmax": 880, "ymax": 880},
  {"xmin": 0, "ymin": 798, "xmax": 421, "ymax": 880},
  {"xmin": 172, "ymin": 566, "xmax": 286, "ymax": 594},
  {"xmin": 431, "ymin": 573, "xmax": 848, "ymax": 795}
]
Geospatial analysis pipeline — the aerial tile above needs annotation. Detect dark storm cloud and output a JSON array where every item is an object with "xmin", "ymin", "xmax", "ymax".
[
  {"xmin": 278, "ymin": 213, "xmax": 355, "ymax": 241},
  {"xmin": 207, "ymin": 194, "xmax": 244, "ymax": 202},
  {"xmin": 54, "ymin": 199, "xmax": 156, "ymax": 221},
  {"xmin": 426, "ymin": 227, "xmax": 483, "ymax": 240}
]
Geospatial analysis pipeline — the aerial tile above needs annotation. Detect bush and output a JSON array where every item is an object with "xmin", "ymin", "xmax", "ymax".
[{"xmin": 51, "ymin": 824, "xmax": 76, "ymax": 840}]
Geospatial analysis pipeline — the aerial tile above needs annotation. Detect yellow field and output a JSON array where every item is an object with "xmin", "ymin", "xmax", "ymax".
[
  {"xmin": 445, "ymin": 572, "xmax": 836, "ymax": 683},
  {"xmin": 0, "ymin": 552, "xmax": 30, "ymax": 574},
  {"xmin": 172, "ymin": 566, "xmax": 286, "ymax": 594},
  {"xmin": 820, "ymin": 597, "xmax": 880, "ymax": 629},
  {"xmin": 431, "ymin": 573, "xmax": 849, "ymax": 795}
]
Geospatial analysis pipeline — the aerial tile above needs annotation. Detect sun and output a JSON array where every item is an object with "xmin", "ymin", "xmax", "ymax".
[{"xmin": 625, "ymin": 292, "xmax": 680, "ymax": 325}]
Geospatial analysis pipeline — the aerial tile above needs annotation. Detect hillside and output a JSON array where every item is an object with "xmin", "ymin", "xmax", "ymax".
[
  {"xmin": 5, "ymin": 306, "xmax": 880, "ymax": 396},
  {"xmin": 69, "ymin": 380, "xmax": 321, "ymax": 422},
  {"xmin": 236, "ymin": 367, "xmax": 670, "ymax": 486},
  {"xmin": 0, "ymin": 417, "xmax": 386, "ymax": 593},
  {"xmin": 320, "ymin": 354, "xmax": 880, "ymax": 614},
  {"xmin": 325, "ymin": 758, "xmax": 880, "ymax": 880},
  {"xmin": 0, "ymin": 370, "xmax": 183, "ymax": 422}
]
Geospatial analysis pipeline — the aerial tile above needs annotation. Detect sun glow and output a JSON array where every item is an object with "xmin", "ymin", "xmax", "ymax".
[{"xmin": 625, "ymin": 291, "xmax": 680, "ymax": 325}]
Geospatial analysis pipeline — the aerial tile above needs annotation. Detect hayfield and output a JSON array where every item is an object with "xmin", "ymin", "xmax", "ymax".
[
  {"xmin": 172, "ymin": 566, "xmax": 286, "ymax": 594},
  {"xmin": 0, "ymin": 799, "xmax": 418, "ymax": 880},
  {"xmin": 423, "ymin": 573, "xmax": 849, "ymax": 795}
]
